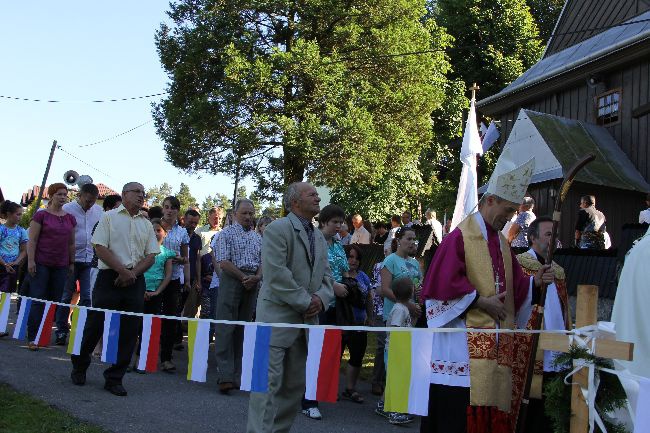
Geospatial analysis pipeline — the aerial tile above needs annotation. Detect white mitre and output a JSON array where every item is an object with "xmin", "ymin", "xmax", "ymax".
[{"xmin": 486, "ymin": 148, "xmax": 535, "ymax": 204}]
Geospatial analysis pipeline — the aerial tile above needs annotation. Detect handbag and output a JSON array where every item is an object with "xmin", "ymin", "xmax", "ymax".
[{"xmin": 335, "ymin": 277, "xmax": 364, "ymax": 326}]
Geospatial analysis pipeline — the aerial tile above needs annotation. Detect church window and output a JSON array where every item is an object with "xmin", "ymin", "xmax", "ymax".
[{"xmin": 595, "ymin": 89, "xmax": 621, "ymax": 126}]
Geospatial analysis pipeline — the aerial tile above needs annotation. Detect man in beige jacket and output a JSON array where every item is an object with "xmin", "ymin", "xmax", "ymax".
[{"xmin": 246, "ymin": 182, "xmax": 334, "ymax": 433}]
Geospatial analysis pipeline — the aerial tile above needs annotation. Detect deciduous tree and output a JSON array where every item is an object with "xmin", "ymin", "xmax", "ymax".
[
  {"xmin": 154, "ymin": 0, "xmax": 453, "ymax": 200},
  {"xmin": 433, "ymin": 0, "xmax": 544, "ymax": 98}
]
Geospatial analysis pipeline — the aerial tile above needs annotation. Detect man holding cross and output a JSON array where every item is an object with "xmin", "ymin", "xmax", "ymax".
[
  {"xmin": 515, "ymin": 216, "xmax": 571, "ymax": 433},
  {"xmin": 420, "ymin": 152, "xmax": 555, "ymax": 433}
]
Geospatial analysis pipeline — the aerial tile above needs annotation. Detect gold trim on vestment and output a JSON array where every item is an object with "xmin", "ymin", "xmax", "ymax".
[
  {"xmin": 516, "ymin": 252, "xmax": 571, "ymax": 399},
  {"xmin": 460, "ymin": 215, "xmax": 515, "ymax": 412}
]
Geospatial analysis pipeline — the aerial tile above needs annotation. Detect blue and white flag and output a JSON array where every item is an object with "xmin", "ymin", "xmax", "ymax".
[{"xmin": 240, "ymin": 324, "xmax": 272, "ymax": 392}]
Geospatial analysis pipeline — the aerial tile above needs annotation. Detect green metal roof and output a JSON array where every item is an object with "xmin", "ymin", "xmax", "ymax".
[{"xmin": 525, "ymin": 110, "xmax": 650, "ymax": 192}]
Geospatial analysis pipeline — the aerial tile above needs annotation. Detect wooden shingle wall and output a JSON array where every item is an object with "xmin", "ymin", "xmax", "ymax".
[{"xmin": 545, "ymin": 0, "xmax": 650, "ymax": 57}]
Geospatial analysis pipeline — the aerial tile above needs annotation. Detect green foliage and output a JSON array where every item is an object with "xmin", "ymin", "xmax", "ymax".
[
  {"xmin": 146, "ymin": 182, "xmax": 197, "ymax": 213},
  {"xmin": 261, "ymin": 202, "xmax": 283, "ymax": 219},
  {"xmin": 433, "ymin": 0, "xmax": 544, "ymax": 98},
  {"xmin": 330, "ymin": 156, "xmax": 427, "ymax": 221},
  {"xmin": 526, "ymin": 0, "xmax": 565, "ymax": 43},
  {"xmin": 176, "ymin": 182, "xmax": 198, "ymax": 212},
  {"xmin": 146, "ymin": 182, "xmax": 174, "ymax": 207},
  {"xmin": 419, "ymin": 78, "xmax": 468, "ymax": 217},
  {"xmin": 544, "ymin": 345, "xmax": 629, "ymax": 433},
  {"xmin": 19, "ymin": 200, "xmax": 41, "ymax": 229},
  {"xmin": 200, "ymin": 195, "xmax": 220, "ymax": 213},
  {"xmin": 154, "ymin": 0, "xmax": 453, "ymax": 201}
]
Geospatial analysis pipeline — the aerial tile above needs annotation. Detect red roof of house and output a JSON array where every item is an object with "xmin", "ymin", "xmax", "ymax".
[
  {"xmin": 97, "ymin": 183, "xmax": 119, "ymax": 198},
  {"xmin": 20, "ymin": 182, "xmax": 119, "ymax": 206}
]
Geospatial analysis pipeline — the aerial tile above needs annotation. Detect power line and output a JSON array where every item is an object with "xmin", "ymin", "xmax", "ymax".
[
  {"xmin": 78, "ymin": 120, "xmax": 153, "ymax": 148},
  {"xmin": 56, "ymin": 144, "xmax": 115, "ymax": 179},
  {"xmin": 0, "ymin": 92, "xmax": 167, "ymax": 104},
  {"xmin": 331, "ymin": 17, "xmax": 650, "ymax": 64},
  {"xmin": 2, "ymin": 16, "xmax": 648, "ymax": 103}
]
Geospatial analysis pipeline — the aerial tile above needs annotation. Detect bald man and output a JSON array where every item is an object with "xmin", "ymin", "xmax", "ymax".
[{"xmin": 70, "ymin": 182, "xmax": 159, "ymax": 397}]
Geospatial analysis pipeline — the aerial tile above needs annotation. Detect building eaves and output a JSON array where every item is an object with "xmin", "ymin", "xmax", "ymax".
[{"xmin": 477, "ymin": 10, "xmax": 650, "ymax": 111}]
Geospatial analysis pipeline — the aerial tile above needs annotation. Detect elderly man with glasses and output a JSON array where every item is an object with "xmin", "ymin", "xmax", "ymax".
[{"xmin": 70, "ymin": 182, "xmax": 159, "ymax": 397}]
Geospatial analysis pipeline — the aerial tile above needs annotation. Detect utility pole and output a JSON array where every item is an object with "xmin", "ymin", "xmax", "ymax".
[
  {"xmin": 34, "ymin": 140, "xmax": 57, "ymax": 210},
  {"xmin": 231, "ymin": 154, "xmax": 242, "ymax": 213}
]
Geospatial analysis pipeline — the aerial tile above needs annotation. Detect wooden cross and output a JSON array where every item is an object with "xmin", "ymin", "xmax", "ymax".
[
  {"xmin": 469, "ymin": 83, "xmax": 480, "ymax": 101},
  {"xmin": 538, "ymin": 285, "xmax": 634, "ymax": 433}
]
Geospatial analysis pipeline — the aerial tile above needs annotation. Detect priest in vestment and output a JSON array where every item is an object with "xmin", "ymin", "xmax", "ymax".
[
  {"xmin": 420, "ymin": 154, "xmax": 555, "ymax": 433},
  {"xmin": 515, "ymin": 216, "xmax": 571, "ymax": 433},
  {"xmin": 612, "ymin": 226, "xmax": 650, "ymax": 378}
]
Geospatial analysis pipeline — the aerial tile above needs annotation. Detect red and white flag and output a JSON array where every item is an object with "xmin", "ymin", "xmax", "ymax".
[
  {"xmin": 304, "ymin": 328, "xmax": 342, "ymax": 402},
  {"xmin": 137, "ymin": 315, "xmax": 162, "ymax": 372}
]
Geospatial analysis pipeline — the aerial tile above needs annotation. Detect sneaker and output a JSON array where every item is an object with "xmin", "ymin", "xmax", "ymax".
[
  {"xmin": 27, "ymin": 342, "xmax": 39, "ymax": 351},
  {"xmin": 55, "ymin": 333, "xmax": 67, "ymax": 346},
  {"xmin": 70, "ymin": 370, "xmax": 86, "ymax": 386},
  {"xmin": 375, "ymin": 400, "xmax": 389, "ymax": 419},
  {"xmin": 161, "ymin": 360, "xmax": 176, "ymax": 373},
  {"xmin": 389, "ymin": 412, "xmax": 414, "ymax": 425},
  {"xmin": 301, "ymin": 407, "xmax": 322, "ymax": 420},
  {"xmin": 0, "ymin": 332, "xmax": 9, "ymax": 338},
  {"xmin": 218, "ymin": 382, "xmax": 235, "ymax": 395},
  {"xmin": 371, "ymin": 383, "xmax": 384, "ymax": 396}
]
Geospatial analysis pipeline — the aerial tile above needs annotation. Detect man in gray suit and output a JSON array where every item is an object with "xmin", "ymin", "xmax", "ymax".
[{"xmin": 246, "ymin": 182, "xmax": 334, "ymax": 433}]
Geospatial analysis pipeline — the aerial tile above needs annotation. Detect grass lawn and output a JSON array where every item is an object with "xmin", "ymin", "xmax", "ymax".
[
  {"xmin": 0, "ymin": 383, "xmax": 107, "ymax": 433},
  {"xmin": 341, "ymin": 331, "xmax": 379, "ymax": 382}
]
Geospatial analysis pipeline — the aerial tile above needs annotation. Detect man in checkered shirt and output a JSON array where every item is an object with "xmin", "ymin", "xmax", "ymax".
[{"xmin": 213, "ymin": 198, "xmax": 262, "ymax": 394}]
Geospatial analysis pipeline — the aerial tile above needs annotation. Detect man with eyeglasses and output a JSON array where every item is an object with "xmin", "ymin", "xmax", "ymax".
[{"xmin": 70, "ymin": 182, "xmax": 159, "ymax": 397}]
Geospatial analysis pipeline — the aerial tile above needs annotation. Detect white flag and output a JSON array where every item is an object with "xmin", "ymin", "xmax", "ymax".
[
  {"xmin": 482, "ymin": 121, "xmax": 500, "ymax": 153},
  {"xmin": 450, "ymin": 99, "xmax": 482, "ymax": 231}
]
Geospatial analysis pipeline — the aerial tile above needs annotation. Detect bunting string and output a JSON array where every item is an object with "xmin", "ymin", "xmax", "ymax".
[
  {"xmin": 1, "ymin": 292, "xmax": 646, "ymax": 421},
  {"xmin": 7, "ymin": 294, "xmax": 583, "ymax": 335}
]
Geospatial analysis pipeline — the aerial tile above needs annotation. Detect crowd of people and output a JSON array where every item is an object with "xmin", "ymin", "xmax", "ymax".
[{"xmin": 0, "ymin": 173, "xmax": 649, "ymax": 433}]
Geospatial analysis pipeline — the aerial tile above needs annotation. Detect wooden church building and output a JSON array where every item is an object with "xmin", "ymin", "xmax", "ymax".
[{"xmin": 478, "ymin": 0, "xmax": 650, "ymax": 248}]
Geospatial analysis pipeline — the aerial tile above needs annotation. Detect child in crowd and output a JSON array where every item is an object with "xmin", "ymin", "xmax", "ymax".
[
  {"xmin": 131, "ymin": 218, "xmax": 176, "ymax": 373},
  {"xmin": 0, "ymin": 201, "xmax": 28, "ymax": 294},
  {"xmin": 369, "ymin": 248, "xmax": 389, "ymax": 396},
  {"xmin": 375, "ymin": 277, "xmax": 415, "ymax": 425}
]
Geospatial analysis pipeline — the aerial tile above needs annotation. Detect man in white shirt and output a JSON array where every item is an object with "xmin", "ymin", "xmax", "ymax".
[
  {"xmin": 55, "ymin": 183, "xmax": 103, "ymax": 346},
  {"xmin": 70, "ymin": 182, "xmax": 158, "ymax": 396},
  {"xmin": 195, "ymin": 206, "xmax": 223, "ymax": 256},
  {"xmin": 350, "ymin": 214, "xmax": 371, "ymax": 244},
  {"xmin": 423, "ymin": 209, "xmax": 443, "ymax": 248},
  {"xmin": 384, "ymin": 215, "xmax": 401, "ymax": 252},
  {"xmin": 638, "ymin": 194, "xmax": 650, "ymax": 224}
]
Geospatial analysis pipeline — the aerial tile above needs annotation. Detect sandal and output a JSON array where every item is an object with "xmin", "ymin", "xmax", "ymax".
[{"xmin": 341, "ymin": 389, "xmax": 364, "ymax": 403}]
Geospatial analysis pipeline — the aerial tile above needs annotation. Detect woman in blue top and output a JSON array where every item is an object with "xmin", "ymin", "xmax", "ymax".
[
  {"xmin": 341, "ymin": 244, "xmax": 372, "ymax": 404},
  {"xmin": 302, "ymin": 204, "xmax": 349, "ymax": 420},
  {"xmin": 379, "ymin": 227, "xmax": 422, "ymax": 325},
  {"xmin": 132, "ymin": 219, "xmax": 176, "ymax": 373}
]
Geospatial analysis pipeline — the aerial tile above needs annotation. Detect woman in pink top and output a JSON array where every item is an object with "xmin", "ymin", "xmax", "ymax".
[{"xmin": 26, "ymin": 183, "xmax": 76, "ymax": 349}]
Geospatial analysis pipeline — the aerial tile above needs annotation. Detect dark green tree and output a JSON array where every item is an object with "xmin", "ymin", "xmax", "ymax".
[
  {"xmin": 200, "ymin": 195, "xmax": 220, "ymax": 213},
  {"xmin": 215, "ymin": 193, "xmax": 233, "ymax": 213},
  {"xmin": 526, "ymin": 0, "xmax": 564, "ymax": 43},
  {"xmin": 176, "ymin": 182, "xmax": 198, "ymax": 212},
  {"xmin": 154, "ymin": 0, "xmax": 453, "ymax": 200},
  {"xmin": 433, "ymin": 0, "xmax": 544, "ymax": 98},
  {"xmin": 146, "ymin": 182, "xmax": 174, "ymax": 207}
]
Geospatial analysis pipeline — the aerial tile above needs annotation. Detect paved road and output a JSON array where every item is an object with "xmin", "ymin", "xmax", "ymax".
[{"xmin": 0, "ymin": 299, "xmax": 419, "ymax": 433}]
